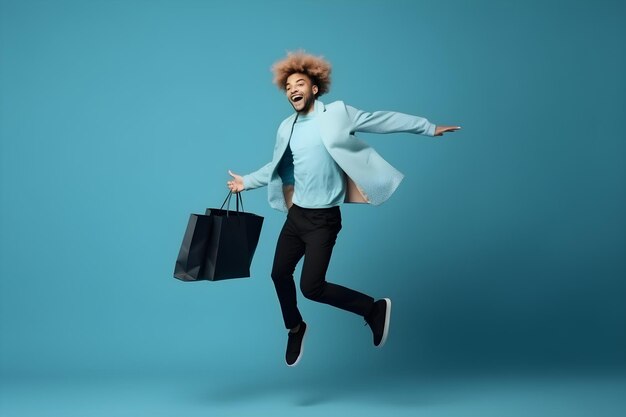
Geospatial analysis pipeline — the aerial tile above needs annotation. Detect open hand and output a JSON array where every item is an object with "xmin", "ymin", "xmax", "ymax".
[
  {"xmin": 227, "ymin": 170, "xmax": 245, "ymax": 193},
  {"xmin": 435, "ymin": 126, "xmax": 462, "ymax": 136}
]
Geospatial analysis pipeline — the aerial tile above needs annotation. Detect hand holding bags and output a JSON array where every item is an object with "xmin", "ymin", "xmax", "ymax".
[{"xmin": 173, "ymin": 192, "xmax": 264, "ymax": 281}]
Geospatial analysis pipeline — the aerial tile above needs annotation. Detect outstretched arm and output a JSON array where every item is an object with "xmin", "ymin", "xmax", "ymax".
[
  {"xmin": 347, "ymin": 105, "xmax": 460, "ymax": 137},
  {"xmin": 347, "ymin": 105, "xmax": 436, "ymax": 135}
]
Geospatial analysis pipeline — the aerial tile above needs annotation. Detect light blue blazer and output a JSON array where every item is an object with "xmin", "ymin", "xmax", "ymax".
[{"xmin": 242, "ymin": 100, "xmax": 437, "ymax": 212}]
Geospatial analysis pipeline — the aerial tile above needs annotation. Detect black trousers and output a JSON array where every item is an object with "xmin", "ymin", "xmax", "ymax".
[{"xmin": 271, "ymin": 203, "xmax": 375, "ymax": 330}]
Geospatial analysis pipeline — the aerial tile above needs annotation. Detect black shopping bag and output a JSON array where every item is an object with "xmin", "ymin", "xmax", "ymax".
[{"xmin": 174, "ymin": 192, "xmax": 264, "ymax": 281}]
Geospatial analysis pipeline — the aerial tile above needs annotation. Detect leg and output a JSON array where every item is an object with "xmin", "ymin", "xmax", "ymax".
[
  {"xmin": 271, "ymin": 214, "xmax": 306, "ymax": 330},
  {"xmin": 299, "ymin": 209, "xmax": 375, "ymax": 317}
]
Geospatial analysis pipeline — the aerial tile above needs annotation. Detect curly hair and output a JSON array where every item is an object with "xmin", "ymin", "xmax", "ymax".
[{"xmin": 271, "ymin": 50, "xmax": 332, "ymax": 97}]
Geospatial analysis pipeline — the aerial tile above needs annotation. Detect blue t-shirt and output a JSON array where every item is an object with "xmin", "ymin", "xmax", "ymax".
[{"xmin": 276, "ymin": 112, "xmax": 346, "ymax": 208}]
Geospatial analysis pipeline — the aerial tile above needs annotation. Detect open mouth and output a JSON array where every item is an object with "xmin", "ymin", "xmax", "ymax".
[{"xmin": 291, "ymin": 95, "xmax": 303, "ymax": 102}]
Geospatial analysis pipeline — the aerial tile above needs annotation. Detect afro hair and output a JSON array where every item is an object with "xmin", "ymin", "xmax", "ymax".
[{"xmin": 271, "ymin": 50, "xmax": 332, "ymax": 97}]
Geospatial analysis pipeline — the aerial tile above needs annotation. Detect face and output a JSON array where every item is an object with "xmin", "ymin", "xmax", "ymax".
[{"xmin": 285, "ymin": 72, "xmax": 318, "ymax": 114}]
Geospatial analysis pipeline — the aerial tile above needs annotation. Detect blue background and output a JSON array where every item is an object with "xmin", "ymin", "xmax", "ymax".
[{"xmin": 1, "ymin": 0, "xmax": 625, "ymax": 415}]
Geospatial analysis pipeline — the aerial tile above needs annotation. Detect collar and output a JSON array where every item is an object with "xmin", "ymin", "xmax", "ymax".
[{"xmin": 314, "ymin": 100, "xmax": 326, "ymax": 114}]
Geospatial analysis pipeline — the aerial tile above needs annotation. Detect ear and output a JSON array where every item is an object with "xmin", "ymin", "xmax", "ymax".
[{"xmin": 312, "ymin": 85, "xmax": 319, "ymax": 96}]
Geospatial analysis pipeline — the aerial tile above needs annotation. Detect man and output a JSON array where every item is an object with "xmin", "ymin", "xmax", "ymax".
[{"xmin": 227, "ymin": 51, "xmax": 460, "ymax": 367}]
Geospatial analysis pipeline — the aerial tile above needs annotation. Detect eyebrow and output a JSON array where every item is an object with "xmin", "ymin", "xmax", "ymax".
[{"xmin": 286, "ymin": 78, "xmax": 306, "ymax": 86}]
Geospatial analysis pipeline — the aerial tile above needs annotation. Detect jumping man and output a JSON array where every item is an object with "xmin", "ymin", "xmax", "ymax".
[{"xmin": 227, "ymin": 51, "xmax": 460, "ymax": 367}]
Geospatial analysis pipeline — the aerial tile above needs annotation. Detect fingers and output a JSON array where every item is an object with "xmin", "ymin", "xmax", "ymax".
[
  {"xmin": 226, "ymin": 169, "xmax": 246, "ymax": 194},
  {"xmin": 226, "ymin": 180, "xmax": 242, "ymax": 192},
  {"xmin": 438, "ymin": 126, "xmax": 462, "ymax": 136}
]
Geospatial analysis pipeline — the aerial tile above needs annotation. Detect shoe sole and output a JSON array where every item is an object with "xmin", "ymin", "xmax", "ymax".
[
  {"xmin": 376, "ymin": 298, "xmax": 391, "ymax": 348},
  {"xmin": 286, "ymin": 325, "xmax": 307, "ymax": 367}
]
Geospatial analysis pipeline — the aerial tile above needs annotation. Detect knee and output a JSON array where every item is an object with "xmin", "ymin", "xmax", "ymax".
[
  {"xmin": 300, "ymin": 281, "xmax": 324, "ymax": 300},
  {"xmin": 271, "ymin": 266, "xmax": 289, "ymax": 283}
]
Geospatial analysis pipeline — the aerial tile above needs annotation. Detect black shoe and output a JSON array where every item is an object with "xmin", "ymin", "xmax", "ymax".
[
  {"xmin": 365, "ymin": 298, "xmax": 391, "ymax": 348},
  {"xmin": 286, "ymin": 321, "xmax": 307, "ymax": 367}
]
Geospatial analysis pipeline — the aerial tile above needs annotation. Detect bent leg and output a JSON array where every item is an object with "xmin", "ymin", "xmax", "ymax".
[{"xmin": 299, "ymin": 218, "xmax": 374, "ymax": 317}]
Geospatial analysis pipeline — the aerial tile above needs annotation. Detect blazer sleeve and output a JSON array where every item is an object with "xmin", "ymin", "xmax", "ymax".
[
  {"xmin": 242, "ymin": 161, "xmax": 273, "ymax": 190},
  {"xmin": 346, "ymin": 105, "xmax": 437, "ymax": 136}
]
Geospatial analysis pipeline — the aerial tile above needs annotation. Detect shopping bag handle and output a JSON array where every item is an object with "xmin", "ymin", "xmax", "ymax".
[{"xmin": 220, "ymin": 191, "xmax": 244, "ymax": 216}]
